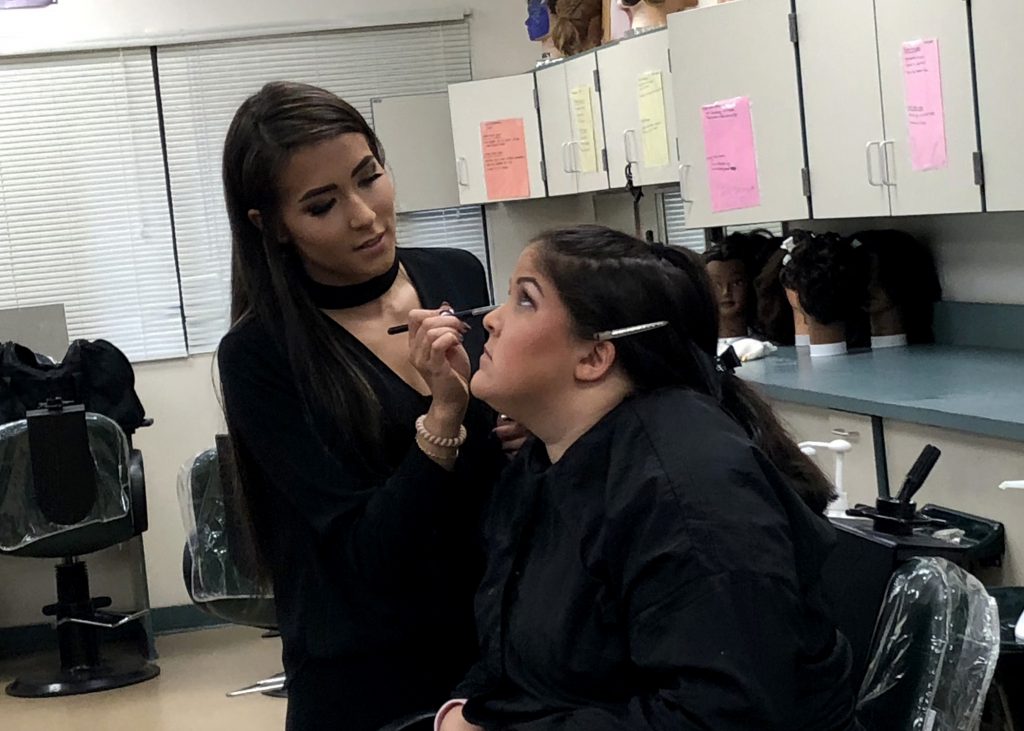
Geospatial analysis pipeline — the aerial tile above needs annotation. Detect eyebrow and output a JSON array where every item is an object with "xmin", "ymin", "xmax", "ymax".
[
  {"xmin": 298, "ymin": 184, "xmax": 337, "ymax": 203},
  {"xmin": 296, "ymin": 156, "xmax": 378, "ymax": 202},
  {"xmin": 352, "ymin": 155, "xmax": 376, "ymax": 177},
  {"xmin": 516, "ymin": 276, "xmax": 544, "ymax": 296}
]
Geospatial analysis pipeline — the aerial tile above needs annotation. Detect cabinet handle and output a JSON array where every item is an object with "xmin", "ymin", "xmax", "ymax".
[
  {"xmin": 623, "ymin": 129, "xmax": 639, "ymax": 164},
  {"xmin": 865, "ymin": 142, "xmax": 882, "ymax": 187},
  {"xmin": 569, "ymin": 141, "xmax": 583, "ymax": 173},
  {"xmin": 561, "ymin": 142, "xmax": 573, "ymax": 174},
  {"xmin": 678, "ymin": 163, "xmax": 693, "ymax": 204},
  {"xmin": 456, "ymin": 157, "xmax": 470, "ymax": 187},
  {"xmin": 882, "ymin": 140, "xmax": 896, "ymax": 187},
  {"xmin": 831, "ymin": 428, "xmax": 860, "ymax": 440}
]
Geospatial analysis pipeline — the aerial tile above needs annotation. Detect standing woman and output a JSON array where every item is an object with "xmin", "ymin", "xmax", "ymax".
[{"xmin": 217, "ymin": 82, "xmax": 503, "ymax": 731}]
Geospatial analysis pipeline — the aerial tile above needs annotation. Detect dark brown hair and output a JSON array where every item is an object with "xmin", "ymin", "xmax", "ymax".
[
  {"xmin": 533, "ymin": 225, "xmax": 835, "ymax": 514},
  {"xmin": 221, "ymin": 81, "xmax": 389, "ymax": 470}
]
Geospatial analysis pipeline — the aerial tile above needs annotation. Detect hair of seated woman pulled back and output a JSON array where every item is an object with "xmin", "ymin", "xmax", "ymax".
[{"xmin": 532, "ymin": 225, "xmax": 835, "ymax": 514}]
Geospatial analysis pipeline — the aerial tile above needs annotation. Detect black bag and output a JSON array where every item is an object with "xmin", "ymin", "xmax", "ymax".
[{"xmin": 0, "ymin": 340, "xmax": 147, "ymax": 435}]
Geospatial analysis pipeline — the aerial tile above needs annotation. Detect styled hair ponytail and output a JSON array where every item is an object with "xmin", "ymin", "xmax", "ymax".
[{"xmin": 534, "ymin": 226, "xmax": 835, "ymax": 514}]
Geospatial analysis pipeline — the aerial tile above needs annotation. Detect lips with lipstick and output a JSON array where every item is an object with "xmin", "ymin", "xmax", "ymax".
[{"xmin": 356, "ymin": 232, "xmax": 386, "ymax": 252}]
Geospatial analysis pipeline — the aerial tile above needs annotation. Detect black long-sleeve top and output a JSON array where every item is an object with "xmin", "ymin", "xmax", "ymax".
[
  {"xmin": 218, "ymin": 248, "xmax": 503, "ymax": 723},
  {"xmin": 457, "ymin": 387, "xmax": 859, "ymax": 731}
]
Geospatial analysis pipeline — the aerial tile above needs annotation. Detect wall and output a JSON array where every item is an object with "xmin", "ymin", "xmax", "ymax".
[
  {"xmin": 0, "ymin": 1, "xmax": 539, "ymax": 80},
  {"xmin": 484, "ymin": 190, "xmax": 665, "ymax": 292},
  {"xmin": 0, "ymin": 0, "xmax": 537, "ymax": 630}
]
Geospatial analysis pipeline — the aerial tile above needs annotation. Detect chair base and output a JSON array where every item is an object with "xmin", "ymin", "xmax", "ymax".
[{"xmin": 6, "ymin": 657, "xmax": 159, "ymax": 698}]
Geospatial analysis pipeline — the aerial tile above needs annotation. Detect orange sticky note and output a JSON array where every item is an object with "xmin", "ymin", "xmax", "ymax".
[{"xmin": 481, "ymin": 118, "xmax": 531, "ymax": 201}]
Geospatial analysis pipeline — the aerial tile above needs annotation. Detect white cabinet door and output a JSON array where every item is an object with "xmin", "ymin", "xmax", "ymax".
[
  {"xmin": 536, "ymin": 63, "xmax": 577, "ymax": 198},
  {"xmin": 371, "ymin": 93, "xmax": 459, "ymax": 213},
  {"xmin": 796, "ymin": 0, "xmax": 891, "ymax": 219},
  {"xmin": 599, "ymin": 29, "xmax": 678, "ymax": 189},
  {"xmin": 565, "ymin": 53, "xmax": 610, "ymax": 194},
  {"xmin": 875, "ymin": 0, "xmax": 982, "ymax": 216},
  {"xmin": 448, "ymin": 75, "xmax": 546, "ymax": 206},
  {"xmin": 668, "ymin": 0, "xmax": 809, "ymax": 229},
  {"xmin": 972, "ymin": 0, "xmax": 1024, "ymax": 213}
]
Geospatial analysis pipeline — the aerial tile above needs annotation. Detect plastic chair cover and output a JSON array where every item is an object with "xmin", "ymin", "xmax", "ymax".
[
  {"xmin": 857, "ymin": 556, "xmax": 1000, "ymax": 731},
  {"xmin": 0, "ymin": 413, "xmax": 130, "ymax": 551},
  {"xmin": 178, "ymin": 448, "xmax": 273, "ymax": 603}
]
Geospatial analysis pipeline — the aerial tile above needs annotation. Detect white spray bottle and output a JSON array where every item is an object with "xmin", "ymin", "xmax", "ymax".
[{"xmin": 799, "ymin": 439, "xmax": 854, "ymax": 517}]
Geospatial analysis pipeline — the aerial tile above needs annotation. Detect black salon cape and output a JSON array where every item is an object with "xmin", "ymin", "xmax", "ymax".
[
  {"xmin": 219, "ymin": 248, "xmax": 504, "ymax": 730},
  {"xmin": 457, "ymin": 388, "xmax": 858, "ymax": 731}
]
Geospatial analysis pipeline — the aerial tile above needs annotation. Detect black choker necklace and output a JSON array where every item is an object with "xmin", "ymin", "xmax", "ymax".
[{"xmin": 303, "ymin": 254, "xmax": 401, "ymax": 310}]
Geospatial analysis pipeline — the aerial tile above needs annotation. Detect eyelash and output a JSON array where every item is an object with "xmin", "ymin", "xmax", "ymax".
[
  {"xmin": 307, "ymin": 200, "xmax": 336, "ymax": 217},
  {"xmin": 359, "ymin": 172, "xmax": 384, "ymax": 188},
  {"xmin": 306, "ymin": 173, "xmax": 383, "ymax": 216},
  {"xmin": 516, "ymin": 287, "xmax": 535, "ymax": 308}
]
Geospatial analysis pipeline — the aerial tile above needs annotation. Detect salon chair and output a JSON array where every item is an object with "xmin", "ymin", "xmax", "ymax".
[
  {"xmin": 179, "ymin": 435, "xmax": 283, "ymax": 697},
  {"xmin": 0, "ymin": 398, "xmax": 159, "ymax": 697},
  {"xmin": 856, "ymin": 556, "xmax": 999, "ymax": 730}
]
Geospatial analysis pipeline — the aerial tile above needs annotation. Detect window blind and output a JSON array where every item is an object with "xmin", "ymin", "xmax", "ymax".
[
  {"xmin": 0, "ymin": 48, "xmax": 185, "ymax": 361},
  {"xmin": 156, "ymin": 21, "xmax": 478, "ymax": 353},
  {"xmin": 397, "ymin": 206, "xmax": 491, "ymax": 300},
  {"xmin": 660, "ymin": 189, "xmax": 707, "ymax": 252}
]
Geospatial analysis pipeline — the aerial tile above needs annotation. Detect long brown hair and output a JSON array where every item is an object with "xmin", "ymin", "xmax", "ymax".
[
  {"xmin": 221, "ymin": 81, "xmax": 388, "ymax": 470},
  {"xmin": 533, "ymin": 225, "xmax": 835, "ymax": 514}
]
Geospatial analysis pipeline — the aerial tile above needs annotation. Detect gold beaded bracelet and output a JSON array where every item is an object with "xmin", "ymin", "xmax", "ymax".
[{"xmin": 415, "ymin": 414, "xmax": 467, "ymax": 449}]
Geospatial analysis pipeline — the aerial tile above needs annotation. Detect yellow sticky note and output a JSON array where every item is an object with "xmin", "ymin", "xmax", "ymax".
[
  {"xmin": 570, "ymin": 85, "xmax": 600, "ymax": 174},
  {"xmin": 638, "ymin": 71, "xmax": 671, "ymax": 168}
]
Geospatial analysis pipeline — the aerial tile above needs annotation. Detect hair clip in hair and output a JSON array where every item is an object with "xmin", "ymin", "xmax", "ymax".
[
  {"xmin": 593, "ymin": 320, "xmax": 669, "ymax": 342},
  {"xmin": 716, "ymin": 345, "xmax": 742, "ymax": 375},
  {"xmin": 780, "ymin": 236, "xmax": 796, "ymax": 266},
  {"xmin": 850, "ymin": 238, "xmax": 863, "ymax": 249}
]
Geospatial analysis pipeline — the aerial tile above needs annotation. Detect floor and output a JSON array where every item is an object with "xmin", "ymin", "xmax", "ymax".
[{"xmin": 0, "ymin": 626, "xmax": 287, "ymax": 731}]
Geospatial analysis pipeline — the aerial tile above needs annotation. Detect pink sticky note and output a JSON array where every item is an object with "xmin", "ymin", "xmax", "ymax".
[
  {"xmin": 903, "ymin": 39, "xmax": 948, "ymax": 172},
  {"xmin": 481, "ymin": 119, "xmax": 531, "ymax": 201},
  {"xmin": 701, "ymin": 97, "xmax": 761, "ymax": 213}
]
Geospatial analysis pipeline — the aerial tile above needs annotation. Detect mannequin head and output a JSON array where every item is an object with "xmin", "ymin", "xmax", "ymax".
[
  {"xmin": 618, "ymin": 0, "xmax": 668, "ymax": 31},
  {"xmin": 853, "ymin": 230, "xmax": 941, "ymax": 344},
  {"xmin": 779, "ymin": 231, "xmax": 870, "ymax": 348},
  {"xmin": 547, "ymin": 0, "xmax": 603, "ymax": 57},
  {"xmin": 784, "ymin": 285, "xmax": 810, "ymax": 340},
  {"xmin": 704, "ymin": 239, "xmax": 750, "ymax": 339}
]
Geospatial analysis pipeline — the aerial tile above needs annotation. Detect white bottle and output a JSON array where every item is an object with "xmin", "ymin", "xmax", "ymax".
[{"xmin": 799, "ymin": 439, "xmax": 854, "ymax": 517}]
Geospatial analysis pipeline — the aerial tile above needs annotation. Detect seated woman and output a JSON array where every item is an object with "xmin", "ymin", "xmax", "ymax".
[{"xmin": 439, "ymin": 225, "xmax": 859, "ymax": 731}]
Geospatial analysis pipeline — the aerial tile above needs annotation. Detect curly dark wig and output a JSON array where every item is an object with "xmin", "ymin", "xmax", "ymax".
[
  {"xmin": 779, "ymin": 231, "xmax": 870, "ymax": 328},
  {"xmin": 853, "ymin": 229, "xmax": 942, "ymax": 344}
]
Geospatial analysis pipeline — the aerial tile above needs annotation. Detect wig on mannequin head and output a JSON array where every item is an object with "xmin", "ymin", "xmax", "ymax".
[
  {"xmin": 547, "ymin": 0, "xmax": 603, "ymax": 56},
  {"xmin": 753, "ymin": 250, "xmax": 795, "ymax": 345},
  {"xmin": 852, "ymin": 229, "xmax": 942, "ymax": 344},
  {"xmin": 779, "ymin": 231, "xmax": 871, "ymax": 346},
  {"xmin": 710, "ymin": 229, "xmax": 794, "ymax": 346},
  {"xmin": 704, "ymin": 235, "xmax": 755, "ymax": 338}
]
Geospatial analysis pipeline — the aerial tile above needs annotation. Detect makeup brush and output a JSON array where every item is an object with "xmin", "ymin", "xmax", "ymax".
[{"xmin": 387, "ymin": 304, "xmax": 499, "ymax": 335}]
